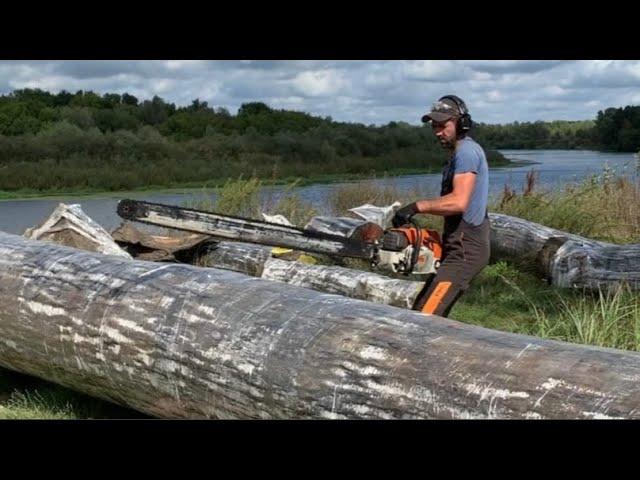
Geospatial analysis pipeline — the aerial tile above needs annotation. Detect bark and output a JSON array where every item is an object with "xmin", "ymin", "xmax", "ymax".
[
  {"xmin": 2, "ymin": 231, "xmax": 640, "ymax": 419},
  {"xmin": 194, "ymin": 241, "xmax": 424, "ymax": 309},
  {"xmin": 113, "ymin": 223, "xmax": 423, "ymax": 308},
  {"xmin": 116, "ymin": 199, "xmax": 372, "ymax": 259},
  {"xmin": 489, "ymin": 213, "xmax": 640, "ymax": 290},
  {"xmin": 111, "ymin": 222, "xmax": 213, "ymax": 262},
  {"xmin": 23, "ymin": 203, "xmax": 131, "ymax": 259}
]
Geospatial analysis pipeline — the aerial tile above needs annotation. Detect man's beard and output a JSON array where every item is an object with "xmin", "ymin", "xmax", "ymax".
[{"xmin": 439, "ymin": 137, "xmax": 456, "ymax": 150}]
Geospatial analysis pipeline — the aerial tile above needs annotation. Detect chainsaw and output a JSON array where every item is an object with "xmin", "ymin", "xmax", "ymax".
[{"xmin": 116, "ymin": 199, "xmax": 442, "ymax": 276}]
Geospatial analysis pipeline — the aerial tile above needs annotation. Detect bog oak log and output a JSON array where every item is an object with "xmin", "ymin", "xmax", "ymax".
[
  {"xmin": 194, "ymin": 241, "xmax": 424, "ymax": 309},
  {"xmin": 489, "ymin": 213, "xmax": 640, "ymax": 290},
  {"xmin": 2, "ymin": 231, "xmax": 640, "ymax": 419}
]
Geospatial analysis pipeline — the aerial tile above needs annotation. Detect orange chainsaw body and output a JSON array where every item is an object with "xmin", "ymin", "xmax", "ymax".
[{"xmin": 389, "ymin": 226, "xmax": 443, "ymax": 261}]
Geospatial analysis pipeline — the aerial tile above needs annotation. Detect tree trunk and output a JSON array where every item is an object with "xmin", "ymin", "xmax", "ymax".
[
  {"xmin": 194, "ymin": 241, "xmax": 424, "ymax": 309},
  {"xmin": 2, "ymin": 231, "xmax": 640, "ymax": 419},
  {"xmin": 489, "ymin": 213, "xmax": 640, "ymax": 290},
  {"xmin": 110, "ymin": 224, "xmax": 424, "ymax": 309}
]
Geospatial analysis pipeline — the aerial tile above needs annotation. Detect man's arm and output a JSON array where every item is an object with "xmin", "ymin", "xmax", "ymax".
[{"xmin": 416, "ymin": 172, "xmax": 476, "ymax": 216}]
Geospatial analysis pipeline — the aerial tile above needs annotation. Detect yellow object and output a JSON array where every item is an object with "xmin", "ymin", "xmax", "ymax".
[
  {"xmin": 297, "ymin": 254, "xmax": 318, "ymax": 265},
  {"xmin": 271, "ymin": 247, "xmax": 294, "ymax": 257}
]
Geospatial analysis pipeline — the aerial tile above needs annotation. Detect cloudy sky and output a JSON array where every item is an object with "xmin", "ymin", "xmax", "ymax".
[{"xmin": 1, "ymin": 60, "xmax": 639, "ymax": 125}]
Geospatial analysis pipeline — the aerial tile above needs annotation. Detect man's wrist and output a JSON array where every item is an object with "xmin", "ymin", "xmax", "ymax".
[{"xmin": 415, "ymin": 200, "xmax": 429, "ymax": 214}]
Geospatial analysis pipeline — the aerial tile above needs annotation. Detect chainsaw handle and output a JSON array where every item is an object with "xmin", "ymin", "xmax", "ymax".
[{"xmin": 406, "ymin": 218, "xmax": 423, "ymax": 275}]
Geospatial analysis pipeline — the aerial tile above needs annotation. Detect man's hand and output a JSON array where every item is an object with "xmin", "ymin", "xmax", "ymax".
[{"xmin": 392, "ymin": 203, "xmax": 419, "ymax": 228}]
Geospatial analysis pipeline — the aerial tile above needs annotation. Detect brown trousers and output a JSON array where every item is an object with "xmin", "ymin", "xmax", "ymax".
[{"xmin": 412, "ymin": 216, "xmax": 490, "ymax": 317}]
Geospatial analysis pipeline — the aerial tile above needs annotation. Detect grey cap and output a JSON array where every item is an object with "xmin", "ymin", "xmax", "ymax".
[{"xmin": 421, "ymin": 97, "xmax": 462, "ymax": 123}]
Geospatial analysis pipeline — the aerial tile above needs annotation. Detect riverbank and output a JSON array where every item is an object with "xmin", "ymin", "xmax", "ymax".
[{"xmin": 0, "ymin": 159, "xmax": 533, "ymax": 202}]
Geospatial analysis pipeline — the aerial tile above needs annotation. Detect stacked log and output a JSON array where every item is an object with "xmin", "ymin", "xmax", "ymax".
[
  {"xmin": 489, "ymin": 213, "xmax": 640, "ymax": 290},
  {"xmin": 1, "ymin": 231, "xmax": 640, "ymax": 419}
]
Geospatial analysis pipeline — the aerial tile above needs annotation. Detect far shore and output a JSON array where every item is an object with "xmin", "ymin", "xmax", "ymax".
[{"xmin": 0, "ymin": 160, "xmax": 535, "ymax": 202}]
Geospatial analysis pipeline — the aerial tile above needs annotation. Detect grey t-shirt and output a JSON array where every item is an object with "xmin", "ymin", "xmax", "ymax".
[{"xmin": 446, "ymin": 137, "xmax": 489, "ymax": 226}]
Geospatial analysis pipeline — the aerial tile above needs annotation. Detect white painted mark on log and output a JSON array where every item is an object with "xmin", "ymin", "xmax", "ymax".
[
  {"xmin": 535, "ymin": 378, "xmax": 562, "ymax": 407},
  {"xmin": 359, "ymin": 346, "xmax": 388, "ymax": 361},
  {"xmin": 72, "ymin": 333, "xmax": 100, "ymax": 346},
  {"xmin": 27, "ymin": 301, "xmax": 66, "ymax": 317},
  {"xmin": 464, "ymin": 383, "xmax": 530, "ymax": 401},
  {"xmin": 517, "ymin": 343, "xmax": 535, "ymax": 358},
  {"xmin": 341, "ymin": 403, "xmax": 395, "ymax": 419},
  {"xmin": 524, "ymin": 411, "xmax": 543, "ymax": 419},
  {"xmin": 238, "ymin": 363, "xmax": 255, "ymax": 376},
  {"xmin": 102, "ymin": 326, "xmax": 134, "ymax": 344},
  {"xmin": 203, "ymin": 347, "xmax": 232, "ymax": 363},
  {"xmin": 197, "ymin": 304, "xmax": 216, "ymax": 317},
  {"xmin": 138, "ymin": 264, "xmax": 176, "ymax": 278},
  {"xmin": 136, "ymin": 352, "xmax": 154, "ymax": 367},
  {"xmin": 332, "ymin": 368, "xmax": 348, "ymax": 378},
  {"xmin": 538, "ymin": 377, "xmax": 609, "ymax": 400},
  {"xmin": 342, "ymin": 360, "xmax": 381, "ymax": 377},
  {"xmin": 159, "ymin": 296, "xmax": 175, "ymax": 309},
  {"xmin": 1, "ymin": 339, "xmax": 18, "ymax": 350},
  {"xmin": 331, "ymin": 384, "xmax": 339, "ymax": 414},
  {"xmin": 582, "ymin": 411, "xmax": 624, "ymax": 420},
  {"xmin": 184, "ymin": 313, "xmax": 207, "ymax": 324},
  {"xmin": 112, "ymin": 317, "xmax": 148, "ymax": 334},
  {"xmin": 319, "ymin": 410, "xmax": 346, "ymax": 419},
  {"xmin": 42, "ymin": 252, "xmax": 78, "ymax": 275},
  {"xmin": 128, "ymin": 304, "xmax": 148, "ymax": 314}
]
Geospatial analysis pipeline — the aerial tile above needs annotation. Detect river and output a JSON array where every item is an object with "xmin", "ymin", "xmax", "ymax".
[{"xmin": 1, "ymin": 149, "xmax": 637, "ymax": 235}]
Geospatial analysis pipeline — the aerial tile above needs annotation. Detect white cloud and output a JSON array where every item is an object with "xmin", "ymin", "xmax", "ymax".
[
  {"xmin": 0, "ymin": 60, "xmax": 638, "ymax": 125},
  {"xmin": 291, "ymin": 69, "xmax": 346, "ymax": 97}
]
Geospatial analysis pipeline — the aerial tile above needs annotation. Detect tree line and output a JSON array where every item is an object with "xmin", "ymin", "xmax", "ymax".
[
  {"xmin": 0, "ymin": 88, "xmax": 511, "ymax": 193},
  {"xmin": 0, "ymin": 88, "xmax": 637, "ymax": 193},
  {"xmin": 473, "ymin": 106, "xmax": 640, "ymax": 152}
]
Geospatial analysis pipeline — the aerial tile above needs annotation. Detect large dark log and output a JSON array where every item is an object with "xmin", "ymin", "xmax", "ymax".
[
  {"xmin": 194, "ymin": 242, "xmax": 424, "ymax": 309},
  {"xmin": 112, "ymin": 223, "xmax": 423, "ymax": 308},
  {"xmin": 111, "ymin": 222, "xmax": 212, "ymax": 262},
  {"xmin": 549, "ymin": 240, "xmax": 640, "ymax": 290},
  {"xmin": 489, "ymin": 213, "xmax": 640, "ymax": 290},
  {"xmin": 2, "ymin": 231, "xmax": 640, "ymax": 419},
  {"xmin": 117, "ymin": 199, "xmax": 373, "ymax": 260}
]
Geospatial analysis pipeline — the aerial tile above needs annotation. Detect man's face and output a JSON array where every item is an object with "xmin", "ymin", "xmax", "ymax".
[{"xmin": 431, "ymin": 118, "xmax": 458, "ymax": 150}]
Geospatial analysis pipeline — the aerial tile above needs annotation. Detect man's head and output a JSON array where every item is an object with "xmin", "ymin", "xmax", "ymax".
[{"xmin": 422, "ymin": 95, "xmax": 472, "ymax": 150}]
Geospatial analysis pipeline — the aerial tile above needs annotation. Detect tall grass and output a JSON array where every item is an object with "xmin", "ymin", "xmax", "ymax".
[
  {"xmin": 555, "ymin": 286, "xmax": 640, "ymax": 349},
  {"xmin": 455, "ymin": 261, "xmax": 640, "ymax": 352},
  {"xmin": 183, "ymin": 176, "xmax": 319, "ymax": 227},
  {"xmin": 493, "ymin": 167, "xmax": 640, "ymax": 243}
]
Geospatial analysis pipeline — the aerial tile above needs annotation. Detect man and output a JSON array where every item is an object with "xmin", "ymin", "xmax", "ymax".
[{"xmin": 392, "ymin": 95, "xmax": 490, "ymax": 318}]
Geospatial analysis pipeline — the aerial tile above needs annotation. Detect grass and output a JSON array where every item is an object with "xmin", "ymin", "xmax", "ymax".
[
  {"xmin": 0, "ymin": 368, "xmax": 146, "ymax": 419},
  {"xmin": 451, "ymin": 261, "xmax": 640, "ymax": 352},
  {"xmin": 492, "ymin": 167, "xmax": 640, "ymax": 244}
]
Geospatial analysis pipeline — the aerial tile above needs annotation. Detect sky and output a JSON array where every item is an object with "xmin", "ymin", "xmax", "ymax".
[{"xmin": 1, "ymin": 60, "xmax": 639, "ymax": 126}]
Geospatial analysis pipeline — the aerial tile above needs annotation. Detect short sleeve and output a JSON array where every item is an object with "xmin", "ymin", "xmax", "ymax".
[{"xmin": 453, "ymin": 143, "xmax": 480, "ymax": 175}]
